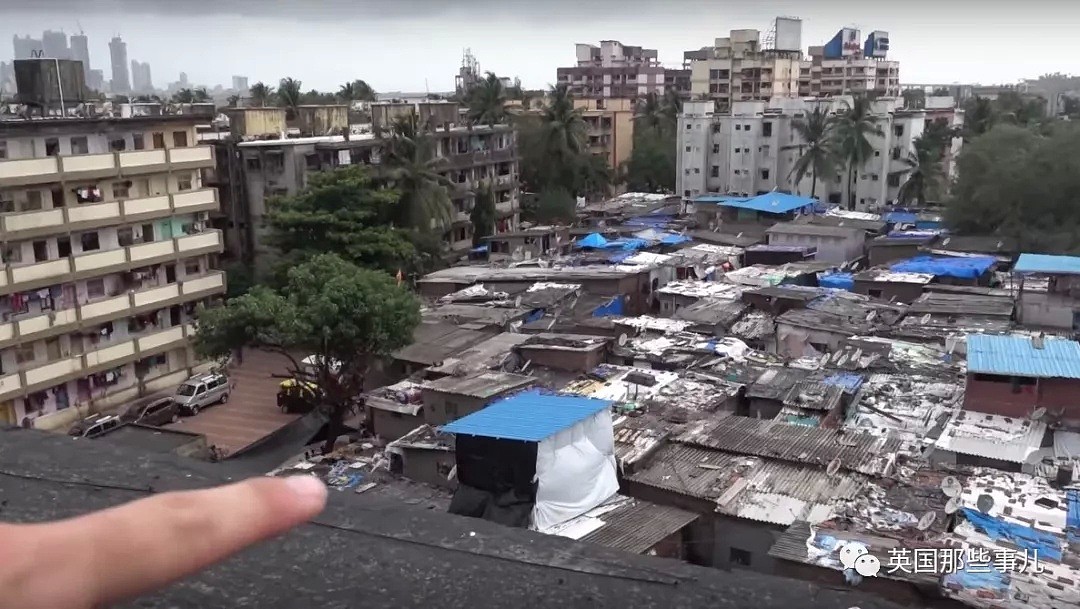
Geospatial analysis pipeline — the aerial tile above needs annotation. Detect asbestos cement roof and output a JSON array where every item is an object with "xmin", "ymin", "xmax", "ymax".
[
  {"xmin": 422, "ymin": 371, "xmax": 535, "ymax": 399},
  {"xmin": 542, "ymin": 494, "xmax": 699, "ymax": 554},
  {"xmin": 934, "ymin": 410, "xmax": 1048, "ymax": 465},
  {"xmin": 426, "ymin": 333, "xmax": 532, "ymax": 376}
]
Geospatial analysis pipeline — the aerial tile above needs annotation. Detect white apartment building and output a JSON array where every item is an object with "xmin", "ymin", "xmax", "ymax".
[
  {"xmin": 0, "ymin": 113, "xmax": 225, "ymax": 429},
  {"xmin": 677, "ymin": 96, "xmax": 941, "ymax": 211}
]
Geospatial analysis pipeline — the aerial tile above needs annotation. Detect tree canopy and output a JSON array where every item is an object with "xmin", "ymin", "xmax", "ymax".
[
  {"xmin": 621, "ymin": 91, "xmax": 680, "ymax": 194},
  {"xmin": 945, "ymin": 123, "xmax": 1080, "ymax": 251},
  {"xmin": 466, "ymin": 72, "xmax": 509, "ymax": 126},
  {"xmin": 195, "ymin": 253, "xmax": 420, "ymax": 451},
  {"xmin": 470, "ymin": 183, "xmax": 496, "ymax": 245}
]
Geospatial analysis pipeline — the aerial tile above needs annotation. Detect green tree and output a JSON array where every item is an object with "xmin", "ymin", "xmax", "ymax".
[
  {"xmin": 832, "ymin": 96, "xmax": 884, "ymax": 209},
  {"xmin": 277, "ymin": 77, "xmax": 303, "ymax": 117},
  {"xmin": 193, "ymin": 88, "xmax": 211, "ymax": 103},
  {"xmin": 579, "ymin": 153, "xmax": 614, "ymax": 200},
  {"xmin": 223, "ymin": 260, "xmax": 256, "ymax": 300},
  {"xmin": 249, "ymin": 82, "xmax": 274, "ymax": 107},
  {"xmin": 535, "ymin": 188, "xmax": 576, "ymax": 223},
  {"xmin": 784, "ymin": 105, "xmax": 837, "ymax": 199},
  {"xmin": 195, "ymin": 253, "xmax": 421, "ymax": 453},
  {"xmin": 921, "ymin": 118, "xmax": 959, "ymax": 158},
  {"xmin": 226, "ymin": 94, "xmax": 240, "ymax": 108},
  {"xmin": 170, "ymin": 88, "xmax": 195, "ymax": 104},
  {"xmin": 382, "ymin": 112, "xmax": 454, "ymax": 231},
  {"xmin": 338, "ymin": 79, "xmax": 377, "ymax": 103},
  {"xmin": 266, "ymin": 165, "xmax": 420, "ymax": 277},
  {"xmin": 962, "ymin": 96, "xmax": 996, "ymax": 140},
  {"xmin": 892, "ymin": 136, "xmax": 944, "ymax": 206},
  {"xmin": 470, "ymin": 184, "xmax": 496, "ymax": 245},
  {"xmin": 901, "ymin": 89, "xmax": 926, "ymax": 110},
  {"xmin": 519, "ymin": 84, "xmax": 589, "ymax": 196},
  {"xmin": 467, "ymin": 72, "xmax": 509, "ymax": 126},
  {"xmin": 622, "ymin": 125, "xmax": 675, "ymax": 193}
]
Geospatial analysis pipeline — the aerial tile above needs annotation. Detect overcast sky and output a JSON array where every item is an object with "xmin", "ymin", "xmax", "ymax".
[{"xmin": 2, "ymin": 0, "xmax": 1077, "ymax": 92}]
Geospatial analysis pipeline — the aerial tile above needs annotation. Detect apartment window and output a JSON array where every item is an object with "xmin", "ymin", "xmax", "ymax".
[
  {"xmin": 874, "ymin": 150, "xmax": 880, "ymax": 157},
  {"xmin": 893, "ymin": 125, "xmax": 904, "ymax": 137},
  {"xmin": 684, "ymin": 190, "xmax": 691, "ymax": 198},
  {"xmin": 693, "ymin": 168, "xmax": 700, "ymax": 174},
  {"xmin": 70, "ymin": 137, "xmax": 89, "ymax": 155},
  {"xmin": 891, "ymin": 147, "xmax": 902, "ymax": 160},
  {"xmin": 45, "ymin": 138, "xmax": 60, "ymax": 157},
  {"xmin": 172, "ymin": 131, "xmax": 189, "ymax": 148},
  {"xmin": 80, "ymin": 231, "xmax": 101, "ymax": 252},
  {"xmin": 730, "ymin": 548, "xmax": 752, "ymax": 567},
  {"xmin": 871, "ymin": 174, "xmax": 880, "ymax": 182},
  {"xmin": 177, "ymin": 173, "xmax": 193, "ymax": 191},
  {"xmin": 117, "ymin": 227, "xmax": 134, "ymax": 247},
  {"xmin": 86, "ymin": 278, "xmax": 106, "ymax": 299},
  {"xmin": 23, "ymin": 191, "xmax": 43, "ymax": 211},
  {"xmin": 735, "ymin": 124, "xmax": 741, "ymax": 131},
  {"xmin": 32, "ymin": 240, "xmax": 48, "ymax": 262},
  {"xmin": 734, "ymin": 148, "xmax": 740, "ymax": 153},
  {"xmin": 712, "ymin": 144, "xmax": 720, "ymax": 154},
  {"xmin": 887, "ymin": 174, "xmax": 901, "ymax": 187},
  {"xmin": 152, "ymin": 132, "xmax": 166, "ymax": 150},
  {"xmin": 685, "ymin": 146, "xmax": 691, "ymax": 153},
  {"xmin": 184, "ymin": 258, "xmax": 201, "ymax": 275},
  {"xmin": 133, "ymin": 134, "xmax": 145, "ymax": 150},
  {"xmin": 743, "ymin": 124, "xmax": 751, "ymax": 132},
  {"xmin": 57, "ymin": 237, "xmax": 70, "ymax": 258},
  {"xmin": 305, "ymin": 154, "xmax": 320, "ymax": 170},
  {"xmin": 109, "ymin": 136, "xmax": 127, "ymax": 152},
  {"xmin": 711, "ymin": 166, "xmax": 719, "ymax": 178},
  {"xmin": 245, "ymin": 156, "xmax": 261, "ymax": 171},
  {"xmin": 112, "ymin": 181, "xmax": 130, "ymax": 199},
  {"xmin": 0, "ymin": 140, "xmax": 7, "ymax": 160},
  {"xmin": 761, "ymin": 169, "xmax": 770, "ymax": 180},
  {"xmin": 733, "ymin": 169, "xmax": 740, "ymax": 175},
  {"xmin": 15, "ymin": 344, "xmax": 36, "ymax": 365},
  {"xmin": 2, "ymin": 245, "xmax": 21, "ymax": 264},
  {"xmin": 762, "ymin": 122, "xmax": 773, "ymax": 137}
]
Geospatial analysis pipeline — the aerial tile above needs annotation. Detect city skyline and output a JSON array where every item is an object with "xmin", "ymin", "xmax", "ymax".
[{"xmin": 1, "ymin": 0, "xmax": 1078, "ymax": 94}]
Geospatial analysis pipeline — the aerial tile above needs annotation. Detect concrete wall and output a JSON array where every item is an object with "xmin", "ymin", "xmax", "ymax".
[
  {"xmin": 852, "ymin": 280, "xmax": 924, "ymax": 304},
  {"xmin": 226, "ymin": 108, "xmax": 288, "ymax": 138},
  {"xmin": 515, "ymin": 345, "xmax": 607, "ymax": 373},
  {"xmin": 396, "ymin": 446, "xmax": 457, "ymax": 490},
  {"xmin": 421, "ymin": 391, "xmax": 489, "ymax": 426},
  {"xmin": 371, "ymin": 408, "xmax": 424, "ymax": 442},
  {"xmin": 1018, "ymin": 292, "xmax": 1078, "ymax": 330},
  {"xmin": 767, "ymin": 232, "xmax": 861, "ymax": 264}
]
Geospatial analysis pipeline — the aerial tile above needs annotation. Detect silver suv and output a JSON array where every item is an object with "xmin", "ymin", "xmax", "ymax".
[{"xmin": 174, "ymin": 372, "xmax": 230, "ymax": 415}]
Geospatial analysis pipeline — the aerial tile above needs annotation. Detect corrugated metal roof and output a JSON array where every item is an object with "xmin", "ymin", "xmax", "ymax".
[
  {"xmin": 579, "ymin": 500, "xmax": 699, "ymax": 554},
  {"xmin": 439, "ymin": 390, "xmax": 613, "ymax": 442},
  {"xmin": 967, "ymin": 334, "xmax": 1080, "ymax": 379},
  {"xmin": 1013, "ymin": 253, "xmax": 1080, "ymax": 275},
  {"xmin": 694, "ymin": 192, "xmax": 815, "ymax": 214},
  {"xmin": 935, "ymin": 410, "xmax": 1047, "ymax": 464},
  {"xmin": 678, "ymin": 417, "xmax": 899, "ymax": 475},
  {"xmin": 423, "ymin": 372, "xmax": 535, "ymax": 399}
]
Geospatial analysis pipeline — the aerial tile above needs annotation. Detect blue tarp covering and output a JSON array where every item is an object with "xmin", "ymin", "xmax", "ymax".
[
  {"xmin": 1014, "ymin": 253, "xmax": 1080, "ymax": 275},
  {"xmin": 592, "ymin": 296, "xmax": 623, "ymax": 317},
  {"xmin": 607, "ymin": 250, "xmax": 636, "ymax": 263},
  {"xmin": 1067, "ymin": 490, "xmax": 1080, "ymax": 544},
  {"xmin": 915, "ymin": 219, "xmax": 943, "ymax": 230},
  {"xmin": 784, "ymin": 415, "xmax": 821, "ymax": 427},
  {"xmin": 606, "ymin": 238, "xmax": 649, "ymax": 251},
  {"xmin": 942, "ymin": 564, "xmax": 1010, "ymax": 595},
  {"xmin": 625, "ymin": 214, "xmax": 675, "ymax": 227},
  {"xmin": 576, "ymin": 233, "xmax": 609, "ymax": 249},
  {"xmin": 524, "ymin": 309, "xmax": 545, "ymax": 324},
  {"xmin": 884, "ymin": 211, "xmax": 918, "ymax": 225},
  {"xmin": 960, "ymin": 508, "xmax": 1063, "ymax": 561},
  {"xmin": 818, "ymin": 272, "xmax": 855, "ymax": 291},
  {"xmin": 823, "ymin": 372, "xmax": 865, "ymax": 393},
  {"xmin": 694, "ymin": 192, "xmax": 814, "ymax": 215},
  {"xmin": 470, "ymin": 244, "xmax": 489, "ymax": 253},
  {"xmin": 660, "ymin": 233, "xmax": 691, "ymax": 245},
  {"xmin": 889, "ymin": 255, "xmax": 995, "ymax": 279}
]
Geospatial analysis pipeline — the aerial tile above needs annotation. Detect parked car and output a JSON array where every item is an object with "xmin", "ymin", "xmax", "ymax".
[
  {"xmin": 120, "ymin": 397, "xmax": 180, "ymax": 426},
  {"xmin": 67, "ymin": 414, "xmax": 123, "ymax": 439},
  {"xmin": 174, "ymin": 372, "xmax": 231, "ymax": 415}
]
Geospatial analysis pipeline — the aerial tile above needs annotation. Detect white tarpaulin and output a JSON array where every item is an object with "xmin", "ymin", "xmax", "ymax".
[{"xmin": 531, "ymin": 408, "xmax": 619, "ymax": 531}]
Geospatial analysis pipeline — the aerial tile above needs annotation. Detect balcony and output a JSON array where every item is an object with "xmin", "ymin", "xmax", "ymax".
[
  {"xmin": 0, "ymin": 189, "xmax": 219, "ymax": 239},
  {"xmin": 4, "ymin": 323, "xmax": 194, "ymax": 399},
  {"xmin": 0, "ymin": 271, "xmax": 224, "ymax": 349},
  {"xmin": 0, "ymin": 146, "xmax": 215, "ymax": 187},
  {"xmin": 0, "ymin": 229, "xmax": 223, "ymax": 295}
]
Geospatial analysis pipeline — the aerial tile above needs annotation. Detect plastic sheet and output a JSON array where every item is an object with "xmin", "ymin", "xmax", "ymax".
[
  {"xmin": 532, "ymin": 408, "xmax": 619, "ymax": 530},
  {"xmin": 889, "ymin": 255, "xmax": 995, "ymax": 279},
  {"xmin": 575, "ymin": 233, "xmax": 608, "ymax": 249},
  {"xmin": 818, "ymin": 272, "xmax": 855, "ymax": 291},
  {"xmin": 960, "ymin": 508, "xmax": 1063, "ymax": 561}
]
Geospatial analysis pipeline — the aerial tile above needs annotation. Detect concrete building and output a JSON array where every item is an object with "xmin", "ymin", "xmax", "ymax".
[
  {"xmin": 797, "ymin": 28, "xmax": 900, "ymax": 99},
  {"xmin": 0, "ymin": 62, "xmax": 13, "ymax": 95},
  {"xmin": 232, "ymin": 76, "xmax": 249, "ymax": 92},
  {"xmin": 677, "ymin": 96, "xmax": 933, "ymax": 210},
  {"xmin": 108, "ymin": 36, "xmax": 130, "ymax": 93},
  {"xmin": 13, "ymin": 35, "xmax": 44, "ymax": 60},
  {"xmin": 131, "ymin": 61, "xmax": 154, "ymax": 94},
  {"xmin": 575, "ymin": 98, "xmax": 635, "ymax": 174},
  {"xmin": 765, "ymin": 223, "xmax": 864, "ymax": 264},
  {"xmin": 557, "ymin": 41, "xmax": 682, "ymax": 100},
  {"xmin": 0, "ymin": 110, "xmax": 225, "ymax": 429},
  {"xmin": 211, "ymin": 104, "xmax": 520, "ymax": 271},
  {"xmin": 70, "ymin": 33, "xmax": 91, "ymax": 79},
  {"xmin": 685, "ymin": 28, "xmax": 803, "ymax": 110},
  {"xmin": 41, "ymin": 30, "xmax": 70, "ymax": 60}
]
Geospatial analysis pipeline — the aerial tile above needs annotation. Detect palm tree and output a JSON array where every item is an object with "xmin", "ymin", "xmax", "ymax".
[
  {"xmin": 277, "ymin": 77, "xmax": 303, "ymax": 117},
  {"xmin": 783, "ymin": 106, "xmax": 836, "ymax": 199},
  {"xmin": 170, "ymin": 88, "xmax": 195, "ymax": 104},
  {"xmin": 466, "ymin": 72, "xmax": 509, "ymax": 127},
  {"xmin": 831, "ymin": 96, "xmax": 883, "ymax": 210},
  {"xmin": 382, "ymin": 112, "xmax": 454, "ymax": 231},
  {"xmin": 634, "ymin": 92, "xmax": 665, "ymax": 131},
  {"xmin": 226, "ymin": 94, "xmax": 241, "ymax": 108},
  {"xmin": 660, "ymin": 87, "xmax": 682, "ymax": 124},
  {"xmin": 963, "ymin": 96, "xmax": 995, "ymax": 140},
  {"xmin": 249, "ymin": 82, "xmax": 274, "ymax": 107},
  {"xmin": 338, "ymin": 79, "xmax": 377, "ymax": 103},
  {"xmin": 193, "ymin": 88, "xmax": 211, "ymax": 103},
  {"xmin": 536, "ymin": 84, "xmax": 588, "ymax": 193},
  {"xmin": 892, "ymin": 136, "xmax": 943, "ymax": 206}
]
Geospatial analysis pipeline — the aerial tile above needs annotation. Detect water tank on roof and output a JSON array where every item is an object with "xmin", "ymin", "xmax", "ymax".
[{"xmin": 14, "ymin": 58, "xmax": 87, "ymax": 108}]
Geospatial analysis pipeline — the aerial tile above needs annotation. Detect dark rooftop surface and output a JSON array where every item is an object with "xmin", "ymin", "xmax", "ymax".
[
  {"xmin": 94, "ymin": 424, "xmax": 204, "ymax": 454},
  {"xmin": 0, "ymin": 428, "xmax": 906, "ymax": 609}
]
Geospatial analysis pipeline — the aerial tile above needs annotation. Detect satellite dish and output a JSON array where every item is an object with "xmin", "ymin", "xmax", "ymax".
[
  {"xmin": 513, "ymin": 295, "xmax": 522, "ymax": 308},
  {"xmin": 1031, "ymin": 407, "xmax": 1047, "ymax": 421},
  {"xmin": 826, "ymin": 457, "xmax": 842, "ymax": 476},
  {"xmin": 976, "ymin": 494, "xmax": 995, "ymax": 514},
  {"xmin": 917, "ymin": 512, "xmax": 936, "ymax": 531},
  {"xmin": 940, "ymin": 476, "xmax": 962, "ymax": 498},
  {"xmin": 944, "ymin": 497, "xmax": 961, "ymax": 515},
  {"xmin": 617, "ymin": 333, "xmax": 629, "ymax": 347}
]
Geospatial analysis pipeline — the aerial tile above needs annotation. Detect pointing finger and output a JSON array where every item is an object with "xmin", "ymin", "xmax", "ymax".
[{"xmin": 5, "ymin": 475, "xmax": 327, "ymax": 609}]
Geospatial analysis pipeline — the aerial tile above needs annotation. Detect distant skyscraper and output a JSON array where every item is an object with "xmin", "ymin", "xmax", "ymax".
[
  {"xmin": 87, "ymin": 69, "xmax": 105, "ymax": 92},
  {"xmin": 232, "ymin": 75, "xmax": 249, "ymax": 92},
  {"xmin": 70, "ymin": 33, "xmax": 91, "ymax": 75},
  {"xmin": 109, "ymin": 36, "xmax": 130, "ymax": 92},
  {"xmin": 41, "ymin": 30, "xmax": 70, "ymax": 59},
  {"xmin": 0, "ymin": 61, "xmax": 14, "ymax": 95},
  {"xmin": 13, "ymin": 35, "xmax": 43, "ymax": 59},
  {"xmin": 179, "ymin": 72, "xmax": 189, "ymax": 87},
  {"xmin": 131, "ymin": 60, "xmax": 154, "ymax": 93}
]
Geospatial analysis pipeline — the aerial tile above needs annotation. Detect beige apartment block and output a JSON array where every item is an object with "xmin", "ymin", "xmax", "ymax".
[{"xmin": 0, "ymin": 113, "xmax": 225, "ymax": 429}]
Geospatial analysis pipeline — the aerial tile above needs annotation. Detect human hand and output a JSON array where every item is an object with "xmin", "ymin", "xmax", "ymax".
[{"xmin": 0, "ymin": 475, "xmax": 328, "ymax": 609}]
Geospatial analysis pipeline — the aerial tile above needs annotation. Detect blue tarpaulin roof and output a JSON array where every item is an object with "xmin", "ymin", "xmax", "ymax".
[
  {"xmin": 967, "ymin": 334, "xmax": 1080, "ymax": 379},
  {"xmin": 694, "ymin": 192, "xmax": 814, "ymax": 214},
  {"xmin": 889, "ymin": 255, "xmax": 995, "ymax": 279},
  {"xmin": 885, "ymin": 229, "xmax": 943, "ymax": 239},
  {"xmin": 592, "ymin": 296, "xmax": 623, "ymax": 317},
  {"xmin": 625, "ymin": 214, "xmax": 675, "ymax": 227},
  {"xmin": 818, "ymin": 272, "xmax": 854, "ymax": 291},
  {"xmin": 884, "ymin": 211, "xmax": 918, "ymax": 225},
  {"xmin": 1068, "ymin": 490, "xmax": 1080, "ymax": 545},
  {"xmin": 470, "ymin": 244, "xmax": 489, "ymax": 253},
  {"xmin": 576, "ymin": 233, "xmax": 609, "ymax": 249},
  {"xmin": 1014, "ymin": 253, "xmax": 1080, "ymax": 275},
  {"xmin": 823, "ymin": 372, "xmax": 865, "ymax": 393},
  {"xmin": 439, "ymin": 390, "xmax": 613, "ymax": 442},
  {"xmin": 959, "ymin": 508, "xmax": 1062, "ymax": 561},
  {"xmin": 660, "ymin": 233, "xmax": 691, "ymax": 245},
  {"xmin": 607, "ymin": 250, "xmax": 636, "ymax": 263}
]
